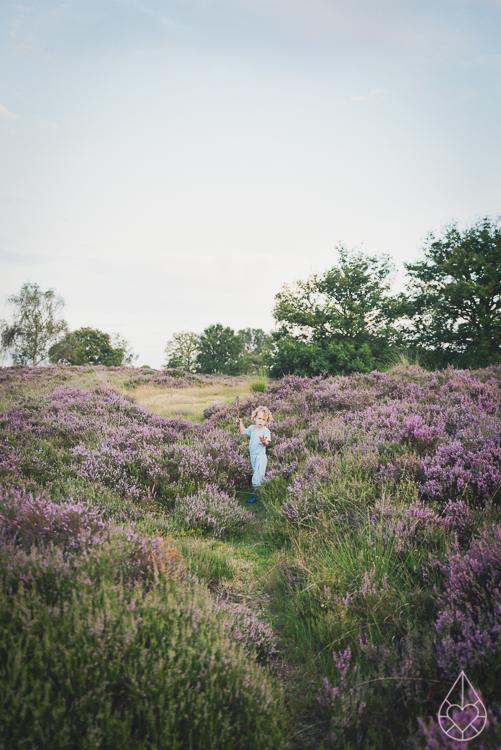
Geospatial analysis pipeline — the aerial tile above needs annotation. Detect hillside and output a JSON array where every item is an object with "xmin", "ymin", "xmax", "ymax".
[{"xmin": 1, "ymin": 363, "xmax": 501, "ymax": 749}]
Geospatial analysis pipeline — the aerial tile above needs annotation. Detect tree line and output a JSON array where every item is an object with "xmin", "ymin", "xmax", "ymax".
[
  {"xmin": 0, "ymin": 285, "xmax": 136, "ymax": 368},
  {"xmin": 2, "ymin": 217, "xmax": 500, "ymax": 373}
]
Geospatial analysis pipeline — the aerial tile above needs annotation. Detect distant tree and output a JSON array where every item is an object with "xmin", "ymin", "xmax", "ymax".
[
  {"xmin": 110, "ymin": 333, "xmax": 137, "ymax": 366},
  {"xmin": 49, "ymin": 327, "xmax": 135, "ymax": 366},
  {"xmin": 237, "ymin": 328, "xmax": 272, "ymax": 374},
  {"xmin": 237, "ymin": 328, "xmax": 271, "ymax": 355},
  {"xmin": 267, "ymin": 246, "xmax": 402, "ymax": 376},
  {"xmin": 403, "ymin": 217, "xmax": 501, "ymax": 368},
  {"xmin": 164, "ymin": 331, "xmax": 200, "ymax": 371},
  {"xmin": 196, "ymin": 324, "xmax": 244, "ymax": 375},
  {"xmin": 47, "ymin": 332, "xmax": 83, "ymax": 365},
  {"xmin": 0, "ymin": 282, "xmax": 68, "ymax": 366}
]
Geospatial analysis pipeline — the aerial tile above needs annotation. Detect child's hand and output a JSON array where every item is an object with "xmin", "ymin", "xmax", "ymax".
[{"xmin": 259, "ymin": 435, "xmax": 269, "ymax": 446}]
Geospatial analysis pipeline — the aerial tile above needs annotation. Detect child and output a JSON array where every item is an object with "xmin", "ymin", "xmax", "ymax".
[{"xmin": 237, "ymin": 406, "xmax": 272, "ymax": 503}]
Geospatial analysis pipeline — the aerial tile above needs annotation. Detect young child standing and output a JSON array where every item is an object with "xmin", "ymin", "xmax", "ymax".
[{"xmin": 237, "ymin": 406, "xmax": 272, "ymax": 503}]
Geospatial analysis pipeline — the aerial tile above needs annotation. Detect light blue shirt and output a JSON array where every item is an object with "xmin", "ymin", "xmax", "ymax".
[{"xmin": 244, "ymin": 425, "xmax": 271, "ymax": 456}]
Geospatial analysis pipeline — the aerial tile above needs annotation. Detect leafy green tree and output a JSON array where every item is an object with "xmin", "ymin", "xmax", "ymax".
[
  {"xmin": 47, "ymin": 332, "xmax": 83, "ymax": 365},
  {"xmin": 49, "ymin": 328, "xmax": 134, "ymax": 366},
  {"xmin": 0, "ymin": 282, "xmax": 68, "ymax": 366},
  {"xmin": 267, "ymin": 246, "xmax": 402, "ymax": 376},
  {"xmin": 403, "ymin": 217, "xmax": 501, "ymax": 368},
  {"xmin": 164, "ymin": 331, "xmax": 200, "ymax": 371},
  {"xmin": 236, "ymin": 328, "xmax": 272, "ymax": 374},
  {"xmin": 196, "ymin": 324, "xmax": 244, "ymax": 375}
]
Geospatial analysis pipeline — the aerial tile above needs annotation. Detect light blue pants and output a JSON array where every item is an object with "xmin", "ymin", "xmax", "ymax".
[{"xmin": 250, "ymin": 453, "xmax": 267, "ymax": 488}]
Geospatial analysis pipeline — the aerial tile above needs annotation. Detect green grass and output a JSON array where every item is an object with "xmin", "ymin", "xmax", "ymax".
[
  {"xmin": 177, "ymin": 537, "xmax": 236, "ymax": 582},
  {"xmin": 250, "ymin": 369, "xmax": 269, "ymax": 394}
]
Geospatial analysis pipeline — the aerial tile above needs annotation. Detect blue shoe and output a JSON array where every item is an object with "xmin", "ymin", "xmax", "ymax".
[{"xmin": 247, "ymin": 494, "xmax": 256, "ymax": 504}]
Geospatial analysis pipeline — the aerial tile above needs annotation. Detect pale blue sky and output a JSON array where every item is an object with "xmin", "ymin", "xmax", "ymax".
[{"xmin": 1, "ymin": 0, "xmax": 500, "ymax": 367}]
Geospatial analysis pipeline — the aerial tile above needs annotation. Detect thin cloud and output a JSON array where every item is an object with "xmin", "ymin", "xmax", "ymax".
[
  {"xmin": 0, "ymin": 105, "xmax": 22, "ymax": 120},
  {"xmin": 350, "ymin": 88, "xmax": 389, "ymax": 102}
]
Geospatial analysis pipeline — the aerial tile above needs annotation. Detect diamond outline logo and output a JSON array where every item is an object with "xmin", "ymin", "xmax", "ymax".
[{"xmin": 438, "ymin": 671, "xmax": 487, "ymax": 742}]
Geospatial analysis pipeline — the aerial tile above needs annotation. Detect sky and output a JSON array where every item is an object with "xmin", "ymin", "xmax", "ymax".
[{"xmin": 1, "ymin": 0, "xmax": 500, "ymax": 368}]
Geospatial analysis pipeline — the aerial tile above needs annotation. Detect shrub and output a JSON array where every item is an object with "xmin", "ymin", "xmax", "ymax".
[
  {"xmin": 173, "ymin": 485, "xmax": 252, "ymax": 538},
  {"xmin": 434, "ymin": 525, "xmax": 501, "ymax": 699},
  {"xmin": 0, "ymin": 543, "xmax": 285, "ymax": 750}
]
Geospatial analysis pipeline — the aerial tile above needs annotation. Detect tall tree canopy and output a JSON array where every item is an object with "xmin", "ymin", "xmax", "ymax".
[
  {"xmin": 164, "ymin": 331, "xmax": 200, "ymax": 371},
  {"xmin": 196, "ymin": 324, "xmax": 243, "ymax": 375},
  {"xmin": 49, "ymin": 328, "xmax": 134, "ymax": 366},
  {"xmin": 1, "ymin": 282, "xmax": 68, "ymax": 366},
  {"xmin": 403, "ymin": 217, "xmax": 501, "ymax": 368},
  {"xmin": 267, "ymin": 246, "xmax": 401, "ymax": 376}
]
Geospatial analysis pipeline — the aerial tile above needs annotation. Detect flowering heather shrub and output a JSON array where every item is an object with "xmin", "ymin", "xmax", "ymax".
[
  {"xmin": 70, "ymin": 423, "xmax": 165, "ymax": 498},
  {"xmin": 271, "ymin": 435, "xmax": 307, "ymax": 461},
  {"xmin": 163, "ymin": 429, "xmax": 251, "ymax": 495},
  {"xmin": 370, "ymin": 493, "xmax": 486, "ymax": 552},
  {"xmin": 421, "ymin": 440, "xmax": 501, "ymax": 501},
  {"xmin": 173, "ymin": 485, "xmax": 252, "ymax": 538},
  {"xmin": 370, "ymin": 494, "xmax": 443, "ymax": 552},
  {"xmin": 212, "ymin": 594, "xmax": 278, "ymax": 663},
  {"xmin": 0, "ymin": 485, "xmax": 106, "ymax": 548},
  {"xmin": 0, "ymin": 543, "xmax": 285, "ymax": 750},
  {"xmin": 265, "ymin": 454, "xmax": 337, "ymax": 527},
  {"xmin": 434, "ymin": 525, "xmax": 501, "ymax": 692},
  {"xmin": 317, "ymin": 417, "xmax": 347, "ymax": 452},
  {"xmin": 375, "ymin": 453, "xmax": 425, "ymax": 485},
  {"xmin": 0, "ymin": 448, "xmax": 23, "ymax": 484},
  {"xmin": 442, "ymin": 498, "xmax": 487, "ymax": 546},
  {"xmin": 280, "ymin": 473, "xmax": 327, "ymax": 526},
  {"xmin": 0, "ymin": 485, "xmax": 184, "ymax": 585}
]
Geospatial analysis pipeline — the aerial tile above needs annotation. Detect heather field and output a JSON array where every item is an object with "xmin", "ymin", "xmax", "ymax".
[{"xmin": 1, "ymin": 364, "xmax": 501, "ymax": 749}]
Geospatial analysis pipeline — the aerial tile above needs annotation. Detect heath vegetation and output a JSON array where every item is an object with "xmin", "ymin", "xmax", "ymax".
[{"xmin": 1, "ymin": 361, "xmax": 501, "ymax": 748}]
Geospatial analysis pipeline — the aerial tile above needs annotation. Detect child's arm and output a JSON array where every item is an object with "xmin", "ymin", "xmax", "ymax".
[{"xmin": 236, "ymin": 418, "xmax": 246, "ymax": 435}]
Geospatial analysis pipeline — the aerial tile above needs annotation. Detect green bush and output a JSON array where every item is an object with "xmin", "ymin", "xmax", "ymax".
[{"xmin": 0, "ymin": 543, "xmax": 285, "ymax": 750}]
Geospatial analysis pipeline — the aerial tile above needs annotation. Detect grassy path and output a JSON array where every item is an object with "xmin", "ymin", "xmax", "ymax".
[
  {"xmin": 134, "ymin": 383, "xmax": 326, "ymax": 748},
  {"xmin": 176, "ymin": 492, "xmax": 326, "ymax": 748}
]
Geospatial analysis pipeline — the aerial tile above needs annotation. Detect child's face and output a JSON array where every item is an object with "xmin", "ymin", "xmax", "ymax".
[{"xmin": 255, "ymin": 411, "xmax": 268, "ymax": 428}]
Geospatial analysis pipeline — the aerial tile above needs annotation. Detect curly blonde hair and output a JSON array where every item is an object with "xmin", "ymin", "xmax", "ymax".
[{"xmin": 251, "ymin": 405, "xmax": 273, "ymax": 424}]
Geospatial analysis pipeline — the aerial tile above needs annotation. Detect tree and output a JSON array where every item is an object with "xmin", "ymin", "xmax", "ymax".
[
  {"xmin": 403, "ymin": 217, "xmax": 501, "ymax": 368},
  {"xmin": 236, "ymin": 328, "xmax": 272, "ymax": 374},
  {"xmin": 196, "ymin": 324, "xmax": 244, "ymax": 375},
  {"xmin": 237, "ymin": 328, "xmax": 271, "ymax": 355},
  {"xmin": 0, "ymin": 282, "xmax": 68, "ymax": 366},
  {"xmin": 49, "ymin": 327, "xmax": 135, "ymax": 366},
  {"xmin": 109, "ymin": 333, "xmax": 137, "ymax": 366},
  {"xmin": 267, "ymin": 246, "xmax": 402, "ymax": 376},
  {"xmin": 164, "ymin": 331, "xmax": 200, "ymax": 371}
]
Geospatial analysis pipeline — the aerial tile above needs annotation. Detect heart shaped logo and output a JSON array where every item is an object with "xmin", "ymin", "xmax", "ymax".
[
  {"xmin": 439, "ymin": 672, "xmax": 487, "ymax": 741},
  {"xmin": 447, "ymin": 703, "xmax": 479, "ymax": 733}
]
